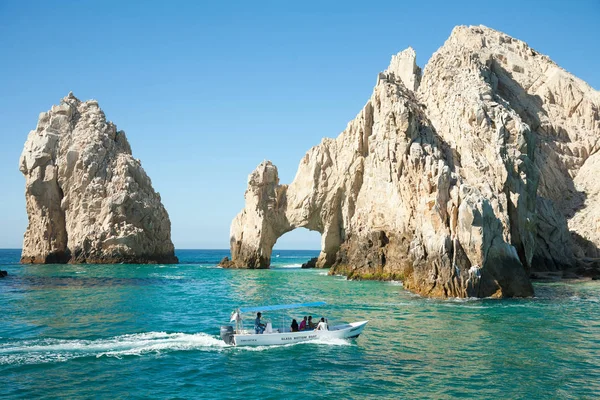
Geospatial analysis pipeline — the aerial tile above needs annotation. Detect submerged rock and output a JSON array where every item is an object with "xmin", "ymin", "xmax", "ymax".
[
  {"xmin": 218, "ymin": 256, "xmax": 236, "ymax": 268},
  {"xmin": 226, "ymin": 26, "xmax": 600, "ymax": 298},
  {"xmin": 20, "ymin": 93, "xmax": 178, "ymax": 264}
]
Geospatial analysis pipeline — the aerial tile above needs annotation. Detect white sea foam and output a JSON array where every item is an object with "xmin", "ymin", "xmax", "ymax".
[
  {"xmin": 149, "ymin": 273, "xmax": 184, "ymax": 280},
  {"xmin": 430, "ymin": 296, "xmax": 482, "ymax": 303},
  {"xmin": 0, "ymin": 332, "xmax": 228, "ymax": 365},
  {"xmin": 0, "ymin": 331, "xmax": 351, "ymax": 365},
  {"xmin": 274, "ymin": 263, "xmax": 302, "ymax": 269},
  {"xmin": 162, "ymin": 275, "xmax": 185, "ymax": 280}
]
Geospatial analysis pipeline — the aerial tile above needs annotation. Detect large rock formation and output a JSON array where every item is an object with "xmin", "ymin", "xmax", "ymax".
[
  {"xmin": 226, "ymin": 26, "xmax": 600, "ymax": 298},
  {"xmin": 420, "ymin": 26, "xmax": 600, "ymax": 269},
  {"xmin": 20, "ymin": 93, "xmax": 178, "ymax": 264}
]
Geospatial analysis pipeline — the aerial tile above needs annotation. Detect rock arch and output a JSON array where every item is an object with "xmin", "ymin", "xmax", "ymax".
[
  {"xmin": 225, "ymin": 26, "xmax": 600, "ymax": 298},
  {"xmin": 225, "ymin": 160, "xmax": 343, "ymax": 269}
]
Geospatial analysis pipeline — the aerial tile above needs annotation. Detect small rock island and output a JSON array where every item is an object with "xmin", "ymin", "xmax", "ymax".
[
  {"xmin": 20, "ymin": 93, "xmax": 178, "ymax": 264},
  {"xmin": 223, "ymin": 25, "xmax": 600, "ymax": 298}
]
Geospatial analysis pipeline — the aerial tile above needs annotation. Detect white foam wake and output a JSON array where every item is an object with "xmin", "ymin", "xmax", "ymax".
[
  {"xmin": 274, "ymin": 263, "xmax": 302, "ymax": 269},
  {"xmin": 0, "ymin": 331, "xmax": 352, "ymax": 365},
  {"xmin": 0, "ymin": 332, "xmax": 227, "ymax": 365}
]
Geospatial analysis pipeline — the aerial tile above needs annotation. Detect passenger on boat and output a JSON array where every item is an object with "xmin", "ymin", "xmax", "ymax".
[
  {"xmin": 291, "ymin": 319, "xmax": 299, "ymax": 332},
  {"xmin": 299, "ymin": 316, "xmax": 307, "ymax": 331},
  {"xmin": 255, "ymin": 312, "xmax": 266, "ymax": 334},
  {"xmin": 316, "ymin": 317, "xmax": 328, "ymax": 331},
  {"xmin": 308, "ymin": 316, "xmax": 317, "ymax": 329}
]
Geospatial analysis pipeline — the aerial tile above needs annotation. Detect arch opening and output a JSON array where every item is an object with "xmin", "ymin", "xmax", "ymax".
[
  {"xmin": 270, "ymin": 225, "xmax": 343, "ymax": 269},
  {"xmin": 271, "ymin": 228, "xmax": 321, "ymax": 268}
]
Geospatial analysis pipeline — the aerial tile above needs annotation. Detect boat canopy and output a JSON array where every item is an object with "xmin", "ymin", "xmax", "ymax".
[{"xmin": 239, "ymin": 301, "xmax": 326, "ymax": 313}]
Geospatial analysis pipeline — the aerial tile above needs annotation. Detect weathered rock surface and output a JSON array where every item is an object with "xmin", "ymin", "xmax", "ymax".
[
  {"xmin": 421, "ymin": 26, "xmax": 600, "ymax": 270},
  {"xmin": 226, "ymin": 26, "xmax": 600, "ymax": 298},
  {"xmin": 20, "ymin": 93, "xmax": 178, "ymax": 264},
  {"xmin": 301, "ymin": 257, "xmax": 318, "ymax": 269}
]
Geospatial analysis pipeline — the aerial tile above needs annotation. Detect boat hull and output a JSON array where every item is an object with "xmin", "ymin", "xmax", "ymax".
[{"xmin": 233, "ymin": 321, "xmax": 368, "ymax": 346}]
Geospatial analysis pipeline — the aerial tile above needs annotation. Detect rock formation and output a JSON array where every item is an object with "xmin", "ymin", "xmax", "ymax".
[
  {"xmin": 20, "ymin": 93, "xmax": 178, "ymax": 264},
  {"xmin": 225, "ymin": 26, "xmax": 600, "ymax": 298},
  {"xmin": 420, "ymin": 26, "xmax": 600, "ymax": 270},
  {"xmin": 301, "ymin": 257, "xmax": 318, "ymax": 269}
]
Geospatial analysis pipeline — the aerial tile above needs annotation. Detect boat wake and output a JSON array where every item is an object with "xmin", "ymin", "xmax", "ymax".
[
  {"xmin": 0, "ymin": 332, "xmax": 227, "ymax": 365},
  {"xmin": 0, "ymin": 331, "xmax": 352, "ymax": 365}
]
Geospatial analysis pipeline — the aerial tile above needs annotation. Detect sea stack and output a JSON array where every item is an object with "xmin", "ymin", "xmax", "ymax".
[
  {"xmin": 19, "ymin": 93, "xmax": 178, "ymax": 264},
  {"xmin": 225, "ymin": 25, "xmax": 600, "ymax": 298}
]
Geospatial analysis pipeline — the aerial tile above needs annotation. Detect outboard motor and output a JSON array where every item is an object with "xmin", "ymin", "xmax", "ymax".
[{"xmin": 220, "ymin": 325, "xmax": 235, "ymax": 345}]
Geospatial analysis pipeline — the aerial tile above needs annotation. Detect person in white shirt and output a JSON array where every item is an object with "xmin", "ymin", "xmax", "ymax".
[{"xmin": 315, "ymin": 317, "xmax": 328, "ymax": 331}]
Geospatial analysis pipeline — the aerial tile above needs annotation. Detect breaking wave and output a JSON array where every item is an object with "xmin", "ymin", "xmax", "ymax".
[{"xmin": 273, "ymin": 263, "xmax": 302, "ymax": 269}]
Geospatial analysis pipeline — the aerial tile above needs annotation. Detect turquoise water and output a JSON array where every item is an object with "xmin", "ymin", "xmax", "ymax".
[{"xmin": 1, "ymin": 249, "xmax": 599, "ymax": 399}]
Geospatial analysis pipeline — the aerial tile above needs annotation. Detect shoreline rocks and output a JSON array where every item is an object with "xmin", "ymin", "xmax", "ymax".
[
  {"xmin": 224, "ymin": 25, "xmax": 600, "ymax": 298},
  {"xmin": 19, "ymin": 93, "xmax": 178, "ymax": 265},
  {"xmin": 301, "ymin": 257, "xmax": 318, "ymax": 269}
]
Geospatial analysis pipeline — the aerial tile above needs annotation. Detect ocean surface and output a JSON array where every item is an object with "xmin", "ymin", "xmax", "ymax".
[{"xmin": 1, "ymin": 249, "xmax": 599, "ymax": 399}]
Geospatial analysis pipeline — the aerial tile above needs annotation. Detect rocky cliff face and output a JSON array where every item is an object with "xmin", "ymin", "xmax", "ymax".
[
  {"xmin": 20, "ymin": 93, "xmax": 178, "ymax": 264},
  {"xmin": 226, "ymin": 26, "xmax": 600, "ymax": 298},
  {"xmin": 420, "ymin": 26, "xmax": 600, "ymax": 270}
]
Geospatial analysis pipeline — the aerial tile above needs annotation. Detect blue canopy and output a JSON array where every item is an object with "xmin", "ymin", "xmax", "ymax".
[{"xmin": 239, "ymin": 301, "xmax": 326, "ymax": 313}]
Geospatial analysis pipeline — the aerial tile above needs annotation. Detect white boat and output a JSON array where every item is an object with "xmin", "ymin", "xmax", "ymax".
[{"xmin": 220, "ymin": 301, "xmax": 368, "ymax": 346}]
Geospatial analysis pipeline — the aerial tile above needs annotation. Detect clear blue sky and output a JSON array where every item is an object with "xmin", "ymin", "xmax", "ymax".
[{"xmin": 1, "ymin": 0, "xmax": 598, "ymax": 250}]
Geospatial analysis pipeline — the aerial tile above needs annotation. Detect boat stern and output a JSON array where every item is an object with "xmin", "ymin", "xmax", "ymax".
[{"xmin": 220, "ymin": 325, "xmax": 235, "ymax": 345}]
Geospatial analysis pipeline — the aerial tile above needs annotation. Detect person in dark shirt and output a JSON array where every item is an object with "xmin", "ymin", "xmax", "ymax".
[
  {"xmin": 291, "ymin": 319, "xmax": 299, "ymax": 332},
  {"xmin": 308, "ymin": 315, "xmax": 317, "ymax": 329},
  {"xmin": 254, "ymin": 312, "xmax": 266, "ymax": 334}
]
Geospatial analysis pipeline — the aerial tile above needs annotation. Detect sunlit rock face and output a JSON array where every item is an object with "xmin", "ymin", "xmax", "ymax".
[
  {"xmin": 20, "ymin": 93, "xmax": 178, "ymax": 264},
  {"xmin": 420, "ymin": 25, "xmax": 600, "ymax": 271},
  {"xmin": 226, "ymin": 25, "xmax": 600, "ymax": 298}
]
